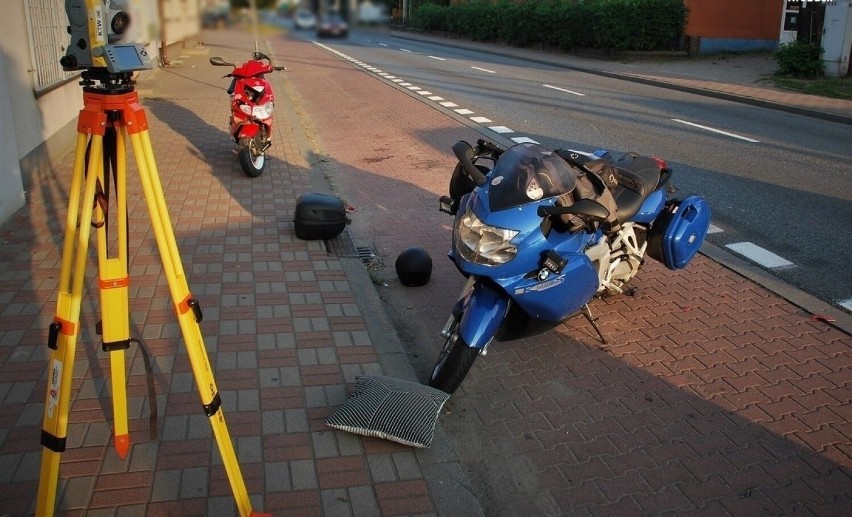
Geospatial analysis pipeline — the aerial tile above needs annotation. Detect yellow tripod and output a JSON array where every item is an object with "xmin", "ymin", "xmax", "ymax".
[{"xmin": 36, "ymin": 73, "xmax": 270, "ymax": 517}]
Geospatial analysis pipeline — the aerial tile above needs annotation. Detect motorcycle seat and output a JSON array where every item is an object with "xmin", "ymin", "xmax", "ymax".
[{"xmin": 580, "ymin": 161, "xmax": 645, "ymax": 224}]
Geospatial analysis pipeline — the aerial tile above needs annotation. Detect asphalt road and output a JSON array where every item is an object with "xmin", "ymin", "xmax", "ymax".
[{"xmin": 283, "ymin": 22, "xmax": 852, "ymax": 313}]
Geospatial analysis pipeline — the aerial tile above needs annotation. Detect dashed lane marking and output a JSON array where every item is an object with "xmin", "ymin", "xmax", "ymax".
[
  {"xmin": 725, "ymin": 242, "xmax": 795, "ymax": 269},
  {"xmin": 313, "ymin": 41, "xmax": 531, "ymax": 143},
  {"xmin": 543, "ymin": 84, "xmax": 586, "ymax": 97},
  {"xmin": 400, "ymin": 48, "xmax": 412, "ymax": 53},
  {"xmin": 672, "ymin": 118, "xmax": 761, "ymax": 143},
  {"xmin": 708, "ymin": 224, "xmax": 723, "ymax": 234},
  {"xmin": 840, "ymin": 298, "xmax": 852, "ymax": 311},
  {"xmin": 512, "ymin": 137, "xmax": 540, "ymax": 144}
]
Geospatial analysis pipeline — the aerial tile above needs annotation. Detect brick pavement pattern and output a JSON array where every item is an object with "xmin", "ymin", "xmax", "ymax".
[
  {"xmin": 271, "ymin": 30, "xmax": 852, "ymax": 516},
  {"xmin": 0, "ymin": 25, "xmax": 849, "ymax": 516}
]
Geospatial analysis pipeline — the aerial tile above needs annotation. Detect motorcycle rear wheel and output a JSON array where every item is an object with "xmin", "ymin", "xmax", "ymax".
[
  {"xmin": 238, "ymin": 137, "xmax": 265, "ymax": 177},
  {"xmin": 429, "ymin": 331, "xmax": 479, "ymax": 394}
]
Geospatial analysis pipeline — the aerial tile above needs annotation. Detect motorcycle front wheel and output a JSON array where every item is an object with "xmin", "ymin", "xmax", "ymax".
[
  {"xmin": 238, "ymin": 137, "xmax": 265, "ymax": 177},
  {"xmin": 429, "ymin": 329, "xmax": 479, "ymax": 394}
]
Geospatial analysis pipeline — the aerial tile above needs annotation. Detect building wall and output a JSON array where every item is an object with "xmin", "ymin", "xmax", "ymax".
[
  {"xmin": 0, "ymin": 0, "xmax": 201, "ymax": 227},
  {"xmin": 684, "ymin": 0, "xmax": 784, "ymax": 53}
]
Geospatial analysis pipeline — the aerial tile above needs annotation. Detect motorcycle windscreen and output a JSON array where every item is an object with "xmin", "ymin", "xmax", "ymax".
[{"xmin": 488, "ymin": 143, "xmax": 577, "ymax": 212}]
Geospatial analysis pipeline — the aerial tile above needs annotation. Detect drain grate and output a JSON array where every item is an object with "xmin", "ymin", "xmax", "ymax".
[{"xmin": 326, "ymin": 229, "xmax": 377, "ymax": 265}]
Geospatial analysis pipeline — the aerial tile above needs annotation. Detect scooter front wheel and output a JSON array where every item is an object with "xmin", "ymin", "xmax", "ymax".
[
  {"xmin": 237, "ymin": 137, "xmax": 265, "ymax": 177},
  {"xmin": 429, "ymin": 331, "xmax": 479, "ymax": 394}
]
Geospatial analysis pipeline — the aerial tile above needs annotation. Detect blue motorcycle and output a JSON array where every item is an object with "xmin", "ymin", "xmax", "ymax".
[{"xmin": 430, "ymin": 139, "xmax": 711, "ymax": 394}]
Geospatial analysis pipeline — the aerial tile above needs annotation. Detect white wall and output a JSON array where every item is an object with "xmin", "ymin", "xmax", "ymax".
[
  {"xmin": 0, "ymin": 0, "xmax": 201, "ymax": 227},
  {"xmin": 822, "ymin": 2, "xmax": 852, "ymax": 76},
  {"xmin": 0, "ymin": 51, "xmax": 26, "ymax": 223}
]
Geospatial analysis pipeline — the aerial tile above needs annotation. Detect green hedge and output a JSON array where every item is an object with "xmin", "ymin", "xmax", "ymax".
[
  {"xmin": 411, "ymin": 0, "xmax": 687, "ymax": 52},
  {"xmin": 774, "ymin": 40, "xmax": 824, "ymax": 78}
]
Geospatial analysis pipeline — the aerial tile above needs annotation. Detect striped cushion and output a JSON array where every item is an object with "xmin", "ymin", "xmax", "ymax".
[{"xmin": 325, "ymin": 376, "xmax": 450, "ymax": 448}]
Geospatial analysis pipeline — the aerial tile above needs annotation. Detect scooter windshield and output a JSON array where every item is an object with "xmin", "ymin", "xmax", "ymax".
[{"xmin": 487, "ymin": 143, "xmax": 577, "ymax": 211}]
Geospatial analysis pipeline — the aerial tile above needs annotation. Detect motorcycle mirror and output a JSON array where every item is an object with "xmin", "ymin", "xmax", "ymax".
[
  {"xmin": 537, "ymin": 198, "xmax": 610, "ymax": 220},
  {"xmin": 209, "ymin": 57, "xmax": 234, "ymax": 67},
  {"xmin": 452, "ymin": 141, "xmax": 487, "ymax": 186}
]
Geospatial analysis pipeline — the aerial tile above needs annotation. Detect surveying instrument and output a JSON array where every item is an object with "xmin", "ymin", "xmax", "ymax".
[{"xmin": 36, "ymin": 2, "xmax": 270, "ymax": 515}]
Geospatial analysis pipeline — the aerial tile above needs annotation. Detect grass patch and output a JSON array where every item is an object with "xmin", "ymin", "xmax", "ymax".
[{"xmin": 769, "ymin": 75, "xmax": 852, "ymax": 100}]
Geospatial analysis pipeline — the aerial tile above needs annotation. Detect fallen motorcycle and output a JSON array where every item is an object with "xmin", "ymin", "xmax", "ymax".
[
  {"xmin": 209, "ymin": 51, "xmax": 285, "ymax": 177},
  {"xmin": 430, "ymin": 139, "xmax": 711, "ymax": 394}
]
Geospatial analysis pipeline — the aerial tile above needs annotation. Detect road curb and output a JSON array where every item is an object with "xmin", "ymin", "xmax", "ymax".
[{"xmin": 699, "ymin": 242, "xmax": 852, "ymax": 335}]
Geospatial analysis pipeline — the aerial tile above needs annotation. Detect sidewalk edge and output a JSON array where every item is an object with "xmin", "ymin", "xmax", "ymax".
[{"xmin": 279, "ymin": 48, "xmax": 488, "ymax": 516}]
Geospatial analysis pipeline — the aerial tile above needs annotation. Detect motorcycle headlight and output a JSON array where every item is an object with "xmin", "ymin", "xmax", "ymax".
[
  {"xmin": 252, "ymin": 102, "xmax": 274, "ymax": 120},
  {"xmin": 455, "ymin": 208, "xmax": 519, "ymax": 265}
]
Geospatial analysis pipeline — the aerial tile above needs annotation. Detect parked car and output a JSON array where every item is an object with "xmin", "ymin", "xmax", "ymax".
[
  {"xmin": 317, "ymin": 13, "xmax": 348, "ymax": 38},
  {"xmin": 294, "ymin": 9, "xmax": 316, "ymax": 30}
]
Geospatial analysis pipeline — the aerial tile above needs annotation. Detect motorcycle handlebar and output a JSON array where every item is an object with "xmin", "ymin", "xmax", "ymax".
[
  {"xmin": 452, "ymin": 141, "xmax": 487, "ymax": 186},
  {"xmin": 477, "ymin": 139, "xmax": 504, "ymax": 157}
]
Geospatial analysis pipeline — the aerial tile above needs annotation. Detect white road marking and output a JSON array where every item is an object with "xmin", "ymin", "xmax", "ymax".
[
  {"xmin": 512, "ymin": 137, "xmax": 540, "ymax": 144},
  {"xmin": 417, "ymin": 91, "xmax": 433, "ymax": 95},
  {"xmin": 400, "ymin": 48, "xmax": 412, "ymax": 53},
  {"xmin": 392, "ymin": 79, "xmax": 404, "ymax": 83},
  {"xmin": 543, "ymin": 84, "xmax": 585, "ymax": 97},
  {"xmin": 407, "ymin": 86, "xmax": 421, "ymax": 90},
  {"xmin": 472, "ymin": 66, "xmax": 497, "ymax": 74},
  {"xmin": 707, "ymin": 224, "xmax": 724, "ymax": 234},
  {"xmin": 672, "ymin": 119, "xmax": 761, "ymax": 143},
  {"xmin": 385, "ymin": 75, "xmax": 396, "ymax": 79},
  {"xmin": 455, "ymin": 109, "xmax": 475, "ymax": 115},
  {"xmin": 489, "ymin": 126, "xmax": 514, "ymax": 134},
  {"xmin": 379, "ymin": 43, "xmax": 388, "ymax": 47},
  {"xmin": 440, "ymin": 101, "xmax": 459, "ymax": 107},
  {"xmin": 429, "ymin": 96, "xmax": 444, "ymax": 101},
  {"xmin": 429, "ymin": 56, "xmax": 446, "ymax": 61},
  {"xmin": 726, "ymin": 242, "xmax": 795, "ymax": 269},
  {"xmin": 399, "ymin": 82, "xmax": 412, "ymax": 86},
  {"xmin": 470, "ymin": 116, "xmax": 492, "ymax": 124},
  {"xmin": 840, "ymin": 298, "xmax": 852, "ymax": 311}
]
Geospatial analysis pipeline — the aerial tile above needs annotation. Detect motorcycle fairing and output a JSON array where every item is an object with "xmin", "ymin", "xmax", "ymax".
[
  {"xmin": 631, "ymin": 189, "xmax": 667, "ymax": 224},
  {"xmin": 456, "ymin": 279, "xmax": 510, "ymax": 348},
  {"xmin": 452, "ymin": 189, "xmax": 601, "ymax": 322},
  {"xmin": 233, "ymin": 121, "xmax": 260, "ymax": 139}
]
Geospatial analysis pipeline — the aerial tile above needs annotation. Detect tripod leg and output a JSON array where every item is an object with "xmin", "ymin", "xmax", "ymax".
[
  {"xmin": 129, "ymin": 128, "xmax": 267, "ymax": 517},
  {"xmin": 95, "ymin": 125, "xmax": 131, "ymax": 459},
  {"xmin": 36, "ymin": 132, "xmax": 104, "ymax": 516}
]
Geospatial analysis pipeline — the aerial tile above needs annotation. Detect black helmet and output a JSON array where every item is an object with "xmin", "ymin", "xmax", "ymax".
[{"xmin": 395, "ymin": 247, "xmax": 432, "ymax": 286}]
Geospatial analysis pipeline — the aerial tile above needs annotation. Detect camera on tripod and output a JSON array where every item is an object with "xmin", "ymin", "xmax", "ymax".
[{"xmin": 60, "ymin": 0, "xmax": 152, "ymax": 73}]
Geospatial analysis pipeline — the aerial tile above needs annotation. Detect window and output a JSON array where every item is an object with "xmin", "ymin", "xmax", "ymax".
[{"xmin": 25, "ymin": 0, "xmax": 79, "ymax": 95}]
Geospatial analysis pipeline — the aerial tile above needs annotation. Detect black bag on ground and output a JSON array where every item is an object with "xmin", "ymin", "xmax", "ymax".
[{"xmin": 294, "ymin": 193, "xmax": 348, "ymax": 240}]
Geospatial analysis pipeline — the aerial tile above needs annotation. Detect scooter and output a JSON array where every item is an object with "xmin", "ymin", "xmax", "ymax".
[
  {"xmin": 430, "ymin": 139, "xmax": 711, "ymax": 394},
  {"xmin": 209, "ymin": 51, "xmax": 285, "ymax": 177}
]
